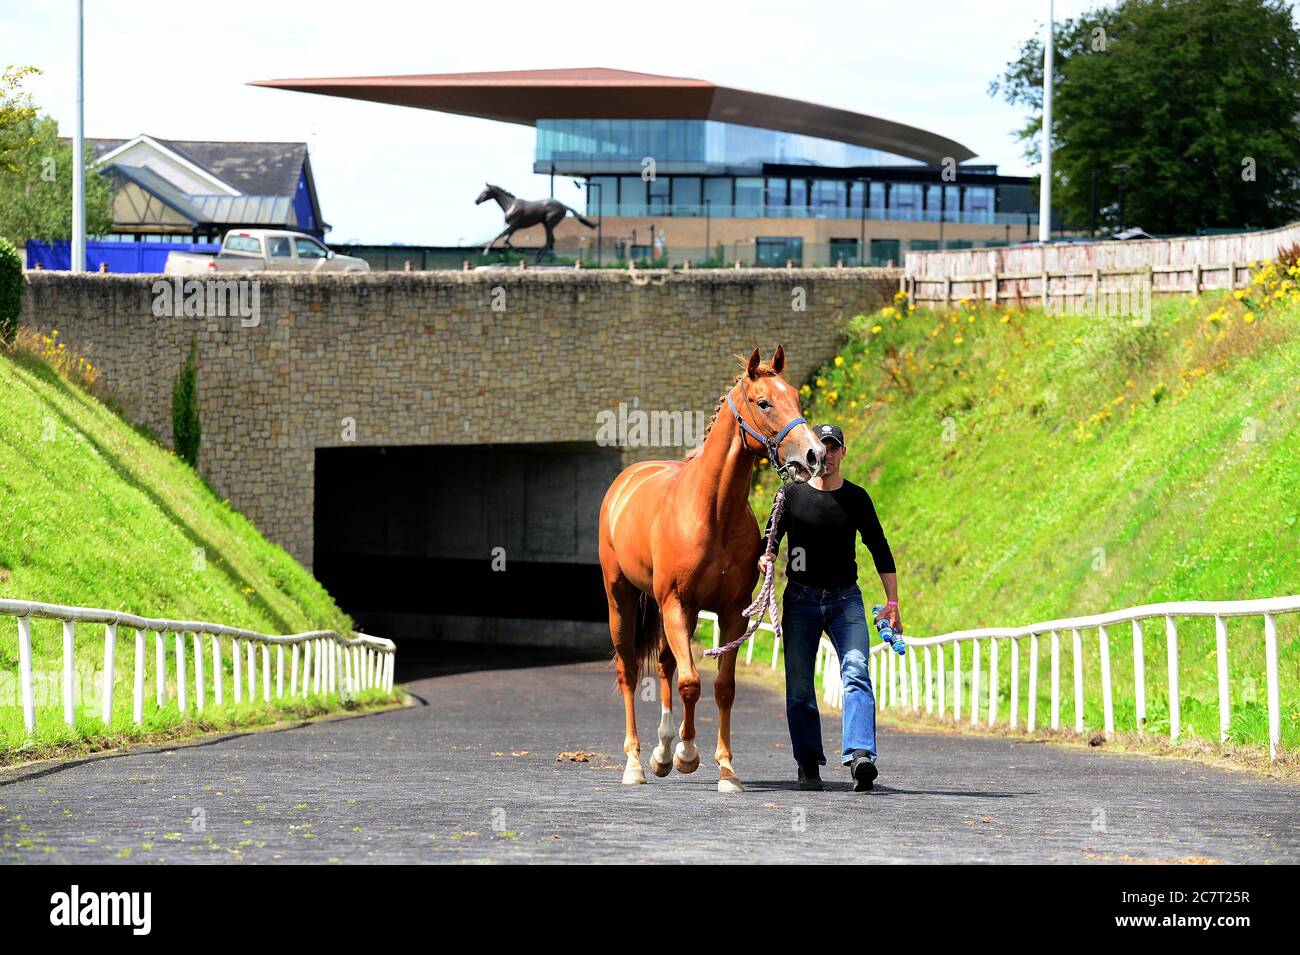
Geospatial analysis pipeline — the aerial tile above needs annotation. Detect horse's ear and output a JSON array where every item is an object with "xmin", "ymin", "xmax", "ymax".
[
  {"xmin": 745, "ymin": 347, "xmax": 762, "ymax": 379},
  {"xmin": 772, "ymin": 344, "xmax": 786, "ymax": 374}
]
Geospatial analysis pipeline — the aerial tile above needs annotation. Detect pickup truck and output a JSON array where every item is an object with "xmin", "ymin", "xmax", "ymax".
[{"xmin": 164, "ymin": 229, "xmax": 370, "ymax": 273}]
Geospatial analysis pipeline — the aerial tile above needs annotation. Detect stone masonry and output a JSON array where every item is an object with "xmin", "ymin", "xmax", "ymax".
[{"xmin": 21, "ymin": 268, "xmax": 899, "ymax": 567}]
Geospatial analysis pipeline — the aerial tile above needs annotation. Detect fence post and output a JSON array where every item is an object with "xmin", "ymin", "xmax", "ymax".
[
  {"xmin": 1072, "ymin": 628, "xmax": 1084, "ymax": 733},
  {"xmin": 1264, "ymin": 614, "xmax": 1280, "ymax": 761},
  {"xmin": 1050, "ymin": 629, "xmax": 1061, "ymax": 730},
  {"xmin": 937, "ymin": 643, "xmax": 946, "ymax": 717},
  {"xmin": 233, "ymin": 638, "xmax": 243, "ymax": 704},
  {"xmin": 970, "ymin": 639, "xmax": 981, "ymax": 725},
  {"xmin": 988, "ymin": 270, "xmax": 997, "ymax": 304},
  {"xmin": 1028, "ymin": 632, "xmax": 1040, "ymax": 731},
  {"xmin": 1191, "ymin": 261, "xmax": 1201, "ymax": 294},
  {"xmin": 17, "ymin": 617, "xmax": 35, "ymax": 734},
  {"xmin": 193, "ymin": 633, "xmax": 204, "ymax": 713},
  {"xmin": 155, "ymin": 631, "xmax": 166, "ymax": 707},
  {"xmin": 213, "ymin": 635, "xmax": 223, "ymax": 706},
  {"xmin": 277, "ymin": 645, "xmax": 284, "ymax": 699},
  {"xmin": 247, "ymin": 640, "xmax": 256, "ymax": 701},
  {"xmin": 1170, "ymin": 615, "xmax": 1180, "ymax": 743},
  {"xmin": 942, "ymin": 275, "xmax": 951, "ymax": 309},
  {"xmin": 1091, "ymin": 268, "xmax": 1100, "ymax": 314},
  {"xmin": 1010, "ymin": 636, "xmax": 1019, "ymax": 728},
  {"xmin": 1228, "ymin": 260, "xmax": 1237, "ymax": 291},
  {"xmin": 133, "ymin": 629, "xmax": 145, "ymax": 725},
  {"xmin": 291, "ymin": 643, "xmax": 299, "ymax": 696},
  {"xmin": 1215, "ymin": 615, "xmax": 1231, "ymax": 743},
  {"xmin": 987, "ymin": 638, "xmax": 998, "ymax": 725},
  {"xmin": 910, "ymin": 646, "xmax": 920, "ymax": 711},
  {"xmin": 63, "ymin": 620, "xmax": 76, "ymax": 726},
  {"xmin": 924, "ymin": 645, "xmax": 933, "ymax": 714},
  {"xmin": 1131, "ymin": 619, "xmax": 1145, "ymax": 733},
  {"xmin": 1099, "ymin": 625, "xmax": 1113, "ymax": 739},
  {"xmin": 102, "ymin": 623, "xmax": 117, "ymax": 726},
  {"xmin": 953, "ymin": 641, "xmax": 962, "ymax": 721},
  {"xmin": 174, "ymin": 631, "xmax": 187, "ymax": 714}
]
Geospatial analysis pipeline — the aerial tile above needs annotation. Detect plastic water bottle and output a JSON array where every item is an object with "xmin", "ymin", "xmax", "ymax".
[{"xmin": 872, "ymin": 605, "xmax": 907, "ymax": 656}]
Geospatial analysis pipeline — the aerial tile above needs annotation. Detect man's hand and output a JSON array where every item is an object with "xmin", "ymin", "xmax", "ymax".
[
  {"xmin": 757, "ymin": 554, "xmax": 774, "ymax": 575},
  {"xmin": 877, "ymin": 602, "xmax": 902, "ymax": 633}
]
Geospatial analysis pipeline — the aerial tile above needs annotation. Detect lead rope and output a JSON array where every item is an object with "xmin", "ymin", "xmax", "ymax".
[{"xmin": 704, "ymin": 484, "xmax": 788, "ymax": 659}]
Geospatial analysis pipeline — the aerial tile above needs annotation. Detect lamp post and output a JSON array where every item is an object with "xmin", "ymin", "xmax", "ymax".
[
  {"xmin": 1039, "ymin": 0, "xmax": 1054, "ymax": 244},
  {"xmin": 1114, "ymin": 163, "xmax": 1130, "ymax": 233},
  {"xmin": 576, "ymin": 179, "xmax": 603, "ymax": 265},
  {"xmin": 704, "ymin": 198, "xmax": 712, "ymax": 264},
  {"xmin": 858, "ymin": 179, "xmax": 867, "ymax": 265}
]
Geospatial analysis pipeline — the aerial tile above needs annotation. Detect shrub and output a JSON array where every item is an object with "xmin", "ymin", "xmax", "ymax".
[
  {"xmin": 0, "ymin": 236, "xmax": 22, "ymax": 346},
  {"xmin": 171, "ymin": 337, "xmax": 201, "ymax": 467}
]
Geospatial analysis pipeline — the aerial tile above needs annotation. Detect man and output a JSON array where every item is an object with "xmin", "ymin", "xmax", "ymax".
[{"xmin": 758, "ymin": 423, "xmax": 900, "ymax": 792}]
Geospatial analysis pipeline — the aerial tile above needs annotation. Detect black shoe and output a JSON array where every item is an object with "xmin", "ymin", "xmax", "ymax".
[
  {"xmin": 849, "ymin": 750, "xmax": 878, "ymax": 792},
  {"xmin": 797, "ymin": 764, "xmax": 825, "ymax": 791}
]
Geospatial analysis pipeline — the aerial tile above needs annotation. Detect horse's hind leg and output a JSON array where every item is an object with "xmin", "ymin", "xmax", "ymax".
[
  {"xmin": 606, "ymin": 575, "xmax": 646, "ymax": 785},
  {"xmin": 649, "ymin": 638, "xmax": 676, "ymax": 777}
]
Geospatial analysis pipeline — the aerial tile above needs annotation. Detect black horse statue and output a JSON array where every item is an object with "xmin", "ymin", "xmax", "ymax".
[{"xmin": 476, "ymin": 183, "xmax": 596, "ymax": 263}]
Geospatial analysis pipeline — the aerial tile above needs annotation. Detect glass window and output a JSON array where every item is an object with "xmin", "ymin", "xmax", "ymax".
[
  {"xmin": 703, "ymin": 177, "xmax": 732, "ymax": 216},
  {"xmin": 618, "ymin": 177, "xmax": 647, "ymax": 216},
  {"xmin": 812, "ymin": 180, "xmax": 846, "ymax": 216},
  {"xmin": 268, "ymin": 237, "xmax": 293, "ymax": 258},
  {"xmin": 225, "ymin": 234, "xmax": 262, "ymax": 254},
  {"xmin": 295, "ymin": 237, "xmax": 328, "ymax": 259},
  {"xmin": 891, "ymin": 184, "xmax": 922, "ymax": 221},
  {"xmin": 789, "ymin": 179, "xmax": 807, "ymax": 215},
  {"xmin": 755, "ymin": 237, "xmax": 803, "ymax": 267},
  {"xmin": 735, "ymin": 177, "xmax": 763, "ymax": 217},
  {"xmin": 829, "ymin": 238, "xmax": 859, "ymax": 265},
  {"xmin": 648, "ymin": 176, "xmax": 670, "ymax": 214},
  {"xmin": 589, "ymin": 177, "xmax": 617, "ymax": 217},
  {"xmin": 869, "ymin": 239, "xmax": 901, "ymax": 267},
  {"xmin": 672, "ymin": 176, "xmax": 700, "ymax": 216},
  {"xmin": 765, "ymin": 178, "xmax": 788, "ymax": 217}
]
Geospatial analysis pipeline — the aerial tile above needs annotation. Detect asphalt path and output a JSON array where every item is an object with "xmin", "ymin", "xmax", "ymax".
[{"xmin": 2, "ymin": 653, "xmax": 1296, "ymax": 863}]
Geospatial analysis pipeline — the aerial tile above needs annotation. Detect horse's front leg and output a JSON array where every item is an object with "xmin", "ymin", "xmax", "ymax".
[
  {"xmin": 658, "ymin": 598, "xmax": 701, "ymax": 775},
  {"xmin": 712, "ymin": 609, "xmax": 749, "ymax": 794},
  {"xmin": 483, "ymin": 226, "xmax": 513, "ymax": 254}
]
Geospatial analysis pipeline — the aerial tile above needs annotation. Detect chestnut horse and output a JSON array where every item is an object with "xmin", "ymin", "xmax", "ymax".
[{"xmin": 598, "ymin": 345, "xmax": 825, "ymax": 793}]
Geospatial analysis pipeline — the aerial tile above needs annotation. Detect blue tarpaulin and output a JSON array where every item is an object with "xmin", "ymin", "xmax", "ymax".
[{"xmin": 26, "ymin": 240, "xmax": 220, "ymax": 274}]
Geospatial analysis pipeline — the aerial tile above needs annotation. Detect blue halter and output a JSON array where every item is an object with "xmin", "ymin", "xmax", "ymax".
[{"xmin": 727, "ymin": 389, "xmax": 807, "ymax": 480}]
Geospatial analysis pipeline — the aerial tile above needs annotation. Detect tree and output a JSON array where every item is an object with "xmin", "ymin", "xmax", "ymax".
[
  {"xmin": 0, "ymin": 114, "xmax": 114, "ymax": 244},
  {"xmin": 0, "ymin": 65, "xmax": 41, "ymax": 174},
  {"xmin": 172, "ymin": 338, "xmax": 201, "ymax": 468},
  {"xmin": 0, "ymin": 236, "xmax": 21, "ymax": 345},
  {"xmin": 991, "ymin": 0, "xmax": 1300, "ymax": 234}
]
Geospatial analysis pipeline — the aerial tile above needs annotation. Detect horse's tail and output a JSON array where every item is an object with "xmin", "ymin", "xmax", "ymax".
[
  {"xmin": 633, "ymin": 591, "xmax": 662, "ymax": 677},
  {"xmin": 565, "ymin": 205, "xmax": 598, "ymax": 229}
]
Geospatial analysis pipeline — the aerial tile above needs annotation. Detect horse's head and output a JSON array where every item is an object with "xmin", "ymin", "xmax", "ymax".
[
  {"xmin": 733, "ymin": 345, "xmax": 825, "ymax": 482},
  {"xmin": 475, "ymin": 183, "xmax": 498, "ymax": 205}
]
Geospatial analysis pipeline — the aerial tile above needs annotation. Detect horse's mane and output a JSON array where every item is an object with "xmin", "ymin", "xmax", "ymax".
[{"xmin": 682, "ymin": 361, "xmax": 780, "ymax": 461}]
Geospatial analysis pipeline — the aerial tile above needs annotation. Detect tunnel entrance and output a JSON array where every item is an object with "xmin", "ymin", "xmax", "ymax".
[{"xmin": 314, "ymin": 443, "xmax": 623, "ymax": 650}]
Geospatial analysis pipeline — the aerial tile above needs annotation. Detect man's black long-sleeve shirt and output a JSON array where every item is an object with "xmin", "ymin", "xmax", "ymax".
[{"xmin": 763, "ymin": 479, "xmax": 895, "ymax": 589}]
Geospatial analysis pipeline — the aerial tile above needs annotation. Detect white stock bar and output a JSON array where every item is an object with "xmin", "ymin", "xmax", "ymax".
[
  {"xmin": 2, "ymin": 598, "xmax": 397, "ymax": 738},
  {"xmin": 702, "ymin": 594, "xmax": 1297, "ymax": 761}
]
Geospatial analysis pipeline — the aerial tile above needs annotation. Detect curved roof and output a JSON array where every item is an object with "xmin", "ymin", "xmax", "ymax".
[{"xmin": 249, "ymin": 67, "xmax": 975, "ymax": 165}]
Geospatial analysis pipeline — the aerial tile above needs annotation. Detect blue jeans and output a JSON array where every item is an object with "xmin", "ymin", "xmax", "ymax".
[{"xmin": 782, "ymin": 582, "xmax": 877, "ymax": 767}]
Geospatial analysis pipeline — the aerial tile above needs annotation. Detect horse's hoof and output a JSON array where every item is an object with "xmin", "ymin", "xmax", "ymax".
[
  {"xmin": 673, "ymin": 739, "xmax": 700, "ymax": 774},
  {"xmin": 623, "ymin": 761, "xmax": 647, "ymax": 785},
  {"xmin": 718, "ymin": 777, "xmax": 744, "ymax": 794},
  {"xmin": 673, "ymin": 754, "xmax": 700, "ymax": 774},
  {"xmin": 649, "ymin": 756, "xmax": 673, "ymax": 778}
]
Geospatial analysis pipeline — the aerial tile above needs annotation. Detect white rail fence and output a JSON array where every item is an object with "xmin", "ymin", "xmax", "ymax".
[
  {"xmin": 701, "ymin": 595, "xmax": 1296, "ymax": 761},
  {"xmin": 1, "ymin": 598, "xmax": 396, "ymax": 739},
  {"xmin": 902, "ymin": 219, "xmax": 1300, "ymax": 307}
]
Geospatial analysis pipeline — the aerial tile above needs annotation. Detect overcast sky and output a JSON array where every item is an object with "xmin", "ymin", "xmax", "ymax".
[{"xmin": 6, "ymin": 0, "xmax": 1107, "ymax": 244}]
